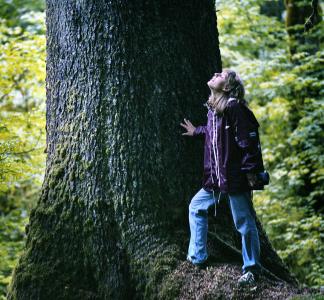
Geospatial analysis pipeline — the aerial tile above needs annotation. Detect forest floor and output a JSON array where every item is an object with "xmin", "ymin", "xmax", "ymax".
[{"xmin": 167, "ymin": 261, "xmax": 323, "ymax": 300}]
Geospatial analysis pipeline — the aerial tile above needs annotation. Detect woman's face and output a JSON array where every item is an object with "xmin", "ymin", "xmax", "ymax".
[{"xmin": 207, "ymin": 71, "xmax": 228, "ymax": 91}]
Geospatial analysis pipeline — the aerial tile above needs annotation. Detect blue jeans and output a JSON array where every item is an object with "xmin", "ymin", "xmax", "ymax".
[{"xmin": 187, "ymin": 188, "xmax": 261, "ymax": 275}]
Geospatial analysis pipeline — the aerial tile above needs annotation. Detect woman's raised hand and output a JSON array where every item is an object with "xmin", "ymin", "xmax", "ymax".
[{"xmin": 180, "ymin": 118, "xmax": 196, "ymax": 136}]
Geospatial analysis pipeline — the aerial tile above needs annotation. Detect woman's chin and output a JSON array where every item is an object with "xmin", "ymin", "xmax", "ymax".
[{"xmin": 207, "ymin": 82, "xmax": 216, "ymax": 89}]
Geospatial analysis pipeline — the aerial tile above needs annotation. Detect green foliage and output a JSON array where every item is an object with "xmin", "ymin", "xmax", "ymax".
[
  {"xmin": 0, "ymin": 8, "xmax": 46, "ymax": 298},
  {"xmin": 0, "ymin": 0, "xmax": 44, "ymax": 32},
  {"xmin": 0, "ymin": 19, "xmax": 46, "ymax": 193},
  {"xmin": 0, "ymin": 207, "xmax": 28, "ymax": 298},
  {"xmin": 216, "ymin": 0, "xmax": 323, "ymax": 288}
]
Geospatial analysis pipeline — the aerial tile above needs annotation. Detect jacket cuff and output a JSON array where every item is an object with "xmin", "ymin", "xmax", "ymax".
[{"xmin": 193, "ymin": 125, "xmax": 207, "ymax": 136}]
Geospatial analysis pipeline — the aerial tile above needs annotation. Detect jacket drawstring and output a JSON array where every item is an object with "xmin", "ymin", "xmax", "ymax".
[
  {"xmin": 212, "ymin": 190, "xmax": 222, "ymax": 217},
  {"xmin": 209, "ymin": 116, "xmax": 217, "ymax": 216},
  {"xmin": 211, "ymin": 110, "xmax": 223, "ymax": 217}
]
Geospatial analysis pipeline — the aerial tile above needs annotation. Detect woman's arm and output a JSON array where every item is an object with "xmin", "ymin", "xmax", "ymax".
[
  {"xmin": 193, "ymin": 125, "xmax": 207, "ymax": 136},
  {"xmin": 180, "ymin": 119, "xmax": 206, "ymax": 136}
]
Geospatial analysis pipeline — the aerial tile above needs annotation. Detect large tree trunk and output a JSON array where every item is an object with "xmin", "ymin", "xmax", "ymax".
[{"xmin": 8, "ymin": 1, "xmax": 300, "ymax": 299}]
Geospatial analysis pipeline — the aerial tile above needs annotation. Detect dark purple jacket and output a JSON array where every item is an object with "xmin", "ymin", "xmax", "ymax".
[{"xmin": 193, "ymin": 98, "xmax": 265, "ymax": 193}]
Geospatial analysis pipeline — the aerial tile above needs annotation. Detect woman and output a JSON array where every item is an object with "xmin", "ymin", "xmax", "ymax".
[{"xmin": 180, "ymin": 69, "xmax": 266, "ymax": 285}]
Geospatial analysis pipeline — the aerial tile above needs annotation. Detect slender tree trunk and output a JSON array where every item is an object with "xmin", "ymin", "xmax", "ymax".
[
  {"xmin": 260, "ymin": 0, "xmax": 285, "ymax": 20},
  {"xmin": 285, "ymin": 0, "xmax": 321, "ymax": 55},
  {"xmin": 8, "ymin": 1, "xmax": 298, "ymax": 299}
]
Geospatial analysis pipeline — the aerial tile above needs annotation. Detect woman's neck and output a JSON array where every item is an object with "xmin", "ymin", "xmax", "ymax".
[
  {"xmin": 211, "ymin": 90, "xmax": 225, "ymax": 102},
  {"xmin": 206, "ymin": 90, "xmax": 228, "ymax": 114}
]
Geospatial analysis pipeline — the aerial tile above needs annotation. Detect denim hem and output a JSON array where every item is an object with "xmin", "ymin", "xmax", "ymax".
[
  {"xmin": 187, "ymin": 255, "xmax": 208, "ymax": 265},
  {"xmin": 243, "ymin": 264, "xmax": 262, "ymax": 275}
]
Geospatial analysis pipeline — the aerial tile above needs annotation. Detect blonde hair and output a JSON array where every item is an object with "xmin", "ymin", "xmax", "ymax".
[{"xmin": 207, "ymin": 69, "xmax": 246, "ymax": 114}]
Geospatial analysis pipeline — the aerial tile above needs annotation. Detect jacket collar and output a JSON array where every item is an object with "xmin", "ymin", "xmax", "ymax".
[{"xmin": 203, "ymin": 97, "xmax": 238, "ymax": 112}]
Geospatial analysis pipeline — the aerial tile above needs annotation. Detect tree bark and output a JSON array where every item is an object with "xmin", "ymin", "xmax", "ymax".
[{"xmin": 8, "ymin": 1, "xmax": 298, "ymax": 299}]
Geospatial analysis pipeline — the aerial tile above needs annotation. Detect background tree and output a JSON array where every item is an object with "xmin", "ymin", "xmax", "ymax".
[
  {"xmin": 285, "ymin": 0, "xmax": 322, "ymax": 54},
  {"xmin": 260, "ymin": 0, "xmax": 285, "ymax": 19}
]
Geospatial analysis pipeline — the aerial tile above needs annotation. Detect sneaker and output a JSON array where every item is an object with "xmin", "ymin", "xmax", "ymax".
[
  {"xmin": 186, "ymin": 257, "xmax": 208, "ymax": 270},
  {"xmin": 238, "ymin": 271, "xmax": 258, "ymax": 286}
]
